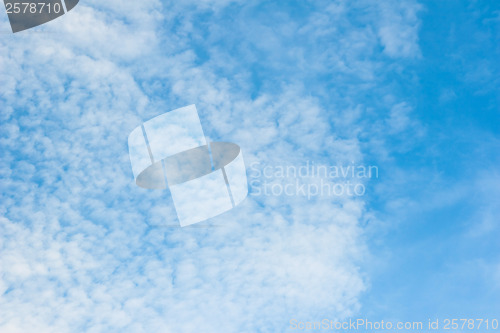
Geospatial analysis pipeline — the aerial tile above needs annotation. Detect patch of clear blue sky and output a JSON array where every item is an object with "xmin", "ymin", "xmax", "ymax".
[{"xmin": 362, "ymin": 0, "xmax": 500, "ymax": 321}]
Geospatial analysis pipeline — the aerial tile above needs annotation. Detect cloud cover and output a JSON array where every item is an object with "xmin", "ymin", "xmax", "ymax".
[{"xmin": 0, "ymin": 0, "xmax": 436, "ymax": 331}]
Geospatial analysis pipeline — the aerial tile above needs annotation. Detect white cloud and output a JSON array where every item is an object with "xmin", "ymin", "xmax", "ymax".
[
  {"xmin": 0, "ymin": 0, "xmax": 430, "ymax": 331},
  {"xmin": 386, "ymin": 102, "xmax": 413, "ymax": 133},
  {"xmin": 376, "ymin": 0, "xmax": 423, "ymax": 58}
]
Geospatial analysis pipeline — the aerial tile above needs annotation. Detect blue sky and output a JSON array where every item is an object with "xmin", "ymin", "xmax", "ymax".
[{"xmin": 0, "ymin": 0, "xmax": 499, "ymax": 332}]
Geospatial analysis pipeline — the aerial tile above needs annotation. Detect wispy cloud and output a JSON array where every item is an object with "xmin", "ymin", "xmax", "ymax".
[
  {"xmin": 2, "ymin": 0, "xmax": 498, "ymax": 331},
  {"xmin": 0, "ymin": 1, "xmax": 386, "ymax": 331}
]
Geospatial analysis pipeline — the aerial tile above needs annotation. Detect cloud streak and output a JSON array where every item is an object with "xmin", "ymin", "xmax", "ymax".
[{"xmin": 0, "ymin": 0, "xmax": 458, "ymax": 331}]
